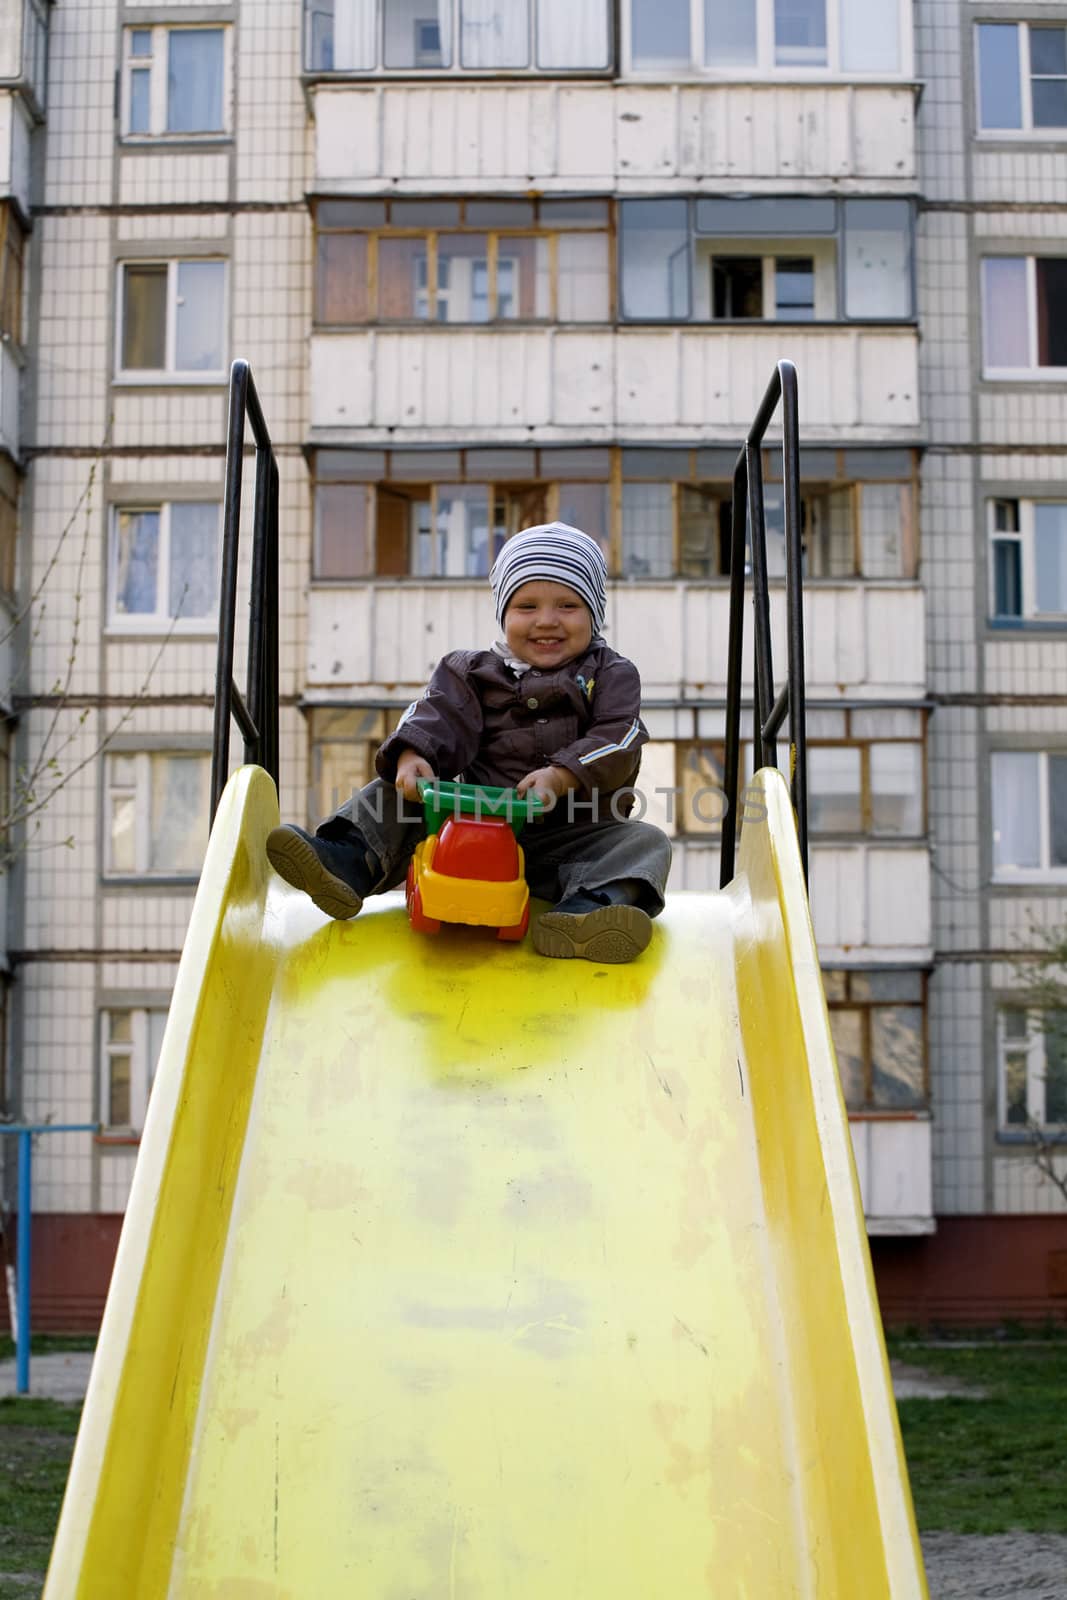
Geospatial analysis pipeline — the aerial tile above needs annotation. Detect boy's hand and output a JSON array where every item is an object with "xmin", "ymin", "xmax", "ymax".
[
  {"xmin": 395, "ymin": 748, "xmax": 435, "ymax": 802},
  {"xmin": 516, "ymin": 765, "xmax": 580, "ymax": 811}
]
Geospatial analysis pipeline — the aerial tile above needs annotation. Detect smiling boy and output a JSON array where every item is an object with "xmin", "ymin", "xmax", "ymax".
[{"xmin": 267, "ymin": 522, "xmax": 671, "ymax": 963}]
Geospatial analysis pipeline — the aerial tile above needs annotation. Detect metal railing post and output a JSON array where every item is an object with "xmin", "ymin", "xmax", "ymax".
[
  {"xmin": 211, "ymin": 361, "xmax": 281, "ymax": 820},
  {"xmin": 720, "ymin": 359, "xmax": 808, "ymax": 888}
]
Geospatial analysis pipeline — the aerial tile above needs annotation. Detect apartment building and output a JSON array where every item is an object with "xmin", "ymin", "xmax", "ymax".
[{"xmin": 0, "ymin": 0, "xmax": 1060, "ymax": 1326}]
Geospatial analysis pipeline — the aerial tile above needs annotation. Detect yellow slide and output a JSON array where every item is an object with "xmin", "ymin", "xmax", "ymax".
[{"xmin": 45, "ymin": 765, "xmax": 928, "ymax": 1598}]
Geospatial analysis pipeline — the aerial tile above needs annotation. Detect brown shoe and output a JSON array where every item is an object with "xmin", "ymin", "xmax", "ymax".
[{"xmin": 533, "ymin": 899, "xmax": 652, "ymax": 963}]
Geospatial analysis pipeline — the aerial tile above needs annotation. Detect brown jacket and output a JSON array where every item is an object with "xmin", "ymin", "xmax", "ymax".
[{"xmin": 376, "ymin": 641, "xmax": 647, "ymax": 815}]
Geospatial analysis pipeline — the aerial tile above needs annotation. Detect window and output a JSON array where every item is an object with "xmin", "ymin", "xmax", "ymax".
[
  {"xmin": 308, "ymin": 708, "xmax": 390, "ymax": 821},
  {"xmin": 117, "ymin": 260, "xmax": 226, "ymax": 379},
  {"xmin": 992, "ymin": 750, "xmax": 1067, "ymax": 879},
  {"xmin": 314, "ymin": 446, "xmax": 917, "ymax": 580},
  {"xmin": 676, "ymin": 742, "xmax": 731, "ymax": 835},
  {"xmin": 108, "ymin": 503, "xmax": 220, "ymax": 631},
  {"xmin": 620, "ymin": 198, "xmax": 914, "ymax": 323},
  {"xmin": 982, "ymin": 256, "xmax": 1067, "ymax": 376},
  {"xmin": 105, "ymin": 752, "xmax": 210, "ymax": 877},
  {"xmin": 807, "ymin": 737, "xmax": 923, "ymax": 836},
  {"xmin": 978, "ymin": 22, "xmax": 1067, "ymax": 133},
  {"xmin": 313, "ymin": 448, "xmax": 607, "ymax": 578},
  {"xmin": 621, "ymin": 446, "xmax": 918, "ymax": 580},
  {"xmin": 315, "ymin": 198, "xmax": 610, "ymax": 326},
  {"xmin": 0, "ymin": 203, "xmax": 25, "ymax": 345},
  {"xmin": 824, "ymin": 968, "xmax": 926, "ymax": 1112},
  {"xmin": 628, "ymin": 0, "xmax": 905, "ymax": 74},
  {"xmin": 998, "ymin": 1008, "xmax": 1067, "ymax": 1132},
  {"xmin": 990, "ymin": 498, "xmax": 1067, "ymax": 624},
  {"xmin": 732, "ymin": 712, "xmax": 925, "ymax": 837},
  {"xmin": 121, "ymin": 25, "xmax": 229, "ymax": 138},
  {"xmin": 101, "ymin": 1007, "xmax": 167, "ymax": 1132},
  {"xmin": 305, "ymin": 0, "xmax": 611, "ymax": 72}
]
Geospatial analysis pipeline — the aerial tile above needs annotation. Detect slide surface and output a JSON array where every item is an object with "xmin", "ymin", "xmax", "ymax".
[{"xmin": 46, "ymin": 765, "xmax": 928, "ymax": 1598}]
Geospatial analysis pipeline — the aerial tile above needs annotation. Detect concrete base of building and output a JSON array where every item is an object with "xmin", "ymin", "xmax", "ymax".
[
  {"xmin": 872, "ymin": 1217, "xmax": 1067, "ymax": 1329},
  {"xmin": 7, "ymin": 1213, "xmax": 1067, "ymax": 1334}
]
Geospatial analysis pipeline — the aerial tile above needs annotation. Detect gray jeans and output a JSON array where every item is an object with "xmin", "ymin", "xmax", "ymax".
[{"xmin": 319, "ymin": 779, "xmax": 672, "ymax": 915}]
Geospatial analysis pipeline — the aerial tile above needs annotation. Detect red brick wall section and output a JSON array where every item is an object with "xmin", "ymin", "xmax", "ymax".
[
  {"xmin": 872, "ymin": 1216, "xmax": 1067, "ymax": 1329},
  {"xmin": 3, "ymin": 1211, "xmax": 1067, "ymax": 1334},
  {"xmin": 2, "ymin": 1214, "xmax": 123, "ymax": 1333}
]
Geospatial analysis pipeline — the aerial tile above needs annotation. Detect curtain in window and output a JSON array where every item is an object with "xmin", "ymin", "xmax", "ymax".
[
  {"xmin": 174, "ymin": 261, "xmax": 225, "ymax": 372},
  {"xmin": 1034, "ymin": 503, "xmax": 1067, "ymax": 613},
  {"xmin": 537, "ymin": 0, "xmax": 609, "ymax": 69},
  {"xmin": 991, "ymin": 751, "xmax": 1041, "ymax": 871},
  {"xmin": 843, "ymin": 200, "xmax": 912, "ymax": 319},
  {"xmin": 977, "ymin": 24, "xmax": 1023, "ymax": 129},
  {"xmin": 705, "ymin": 0, "xmax": 757, "ymax": 68},
  {"xmin": 169, "ymin": 502, "xmax": 218, "ymax": 619},
  {"xmin": 840, "ymin": 0, "xmax": 899, "ymax": 73},
  {"xmin": 167, "ymin": 30, "xmax": 224, "ymax": 133},
  {"xmin": 982, "ymin": 258, "xmax": 1029, "ymax": 369},
  {"xmin": 150, "ymin": 756, "xmax": 209, "ymax": 873},
  {"xmin": 461, "ymin": 0, "xmax": 528, "ymax": 67},
  {"xmin": 333, "ymin": 0, "xmax": 377, "ymax": 68},
  {"xmin": 123, "ymin": 264, "xmax": 167, "ymax": 370},
  {"xmin": 630, "ymin": 0, "xmax": 690, "ymax": 67},
  {"xmin": 114, "ymin": 510, "xmax": 159, "ymax": 615}
]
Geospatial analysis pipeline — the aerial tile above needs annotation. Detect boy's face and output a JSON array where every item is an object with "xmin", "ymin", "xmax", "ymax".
[{"xmin": 504, "ymin": 580, "xmax": 593, "ymax": 669}]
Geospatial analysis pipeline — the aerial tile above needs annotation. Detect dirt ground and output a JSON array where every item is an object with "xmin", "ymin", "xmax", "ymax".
[{"xmin": 922, "ymin": 1533, "xmax": 1067, "ymax": 1599}]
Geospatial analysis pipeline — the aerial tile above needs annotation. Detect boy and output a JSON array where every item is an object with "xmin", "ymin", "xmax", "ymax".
[{"xmin": 267, "ymin": 522, "xmax": 671, "ymax": 963}]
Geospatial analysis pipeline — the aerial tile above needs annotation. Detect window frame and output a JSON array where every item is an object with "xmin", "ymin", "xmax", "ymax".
[
  {"xmin": 988, "ymin": 496, "xmax": 1067, "ymax": 626},
  {"xmin": 996, "ymin": 1007, "xmax": 1067, "ymax": 1135},
  {"xmin": 303, "ymin": 0, "xmax": 616, "ymax": 77},
  {"xmin": 673, "ymin": 725, "xmax": 926, "ymax": 840},
  {"xmin": 311, "ymin": 445, "xmax": 920, "ymax": 582},
  {"xmin": 106, "ymin": 500, "xmax": 222, "ymax": 635},
  {"xmin": 99, "ymin": 1005, "xmax": 167, "ymax": 1134},
  {"xmin": 619, "ymin": 196, "xmax": 916, "ymax": 326},
  {"xmin": 991, "ymin": 747, "xmax": 1067, "ymax": 883},
  {"xmin": 981, "ymin": 254, "xmax": 1067, "ymax": 380},
  {"xmin": 622, "ymin": 0, "xmax": 911, "ymax": 79},
  {"xmin": 120, "ymin": 23, "xmax": 233, "ymax": 141},
  {"xmin": 103, "ymin": 749, "xmax": 211, "ymax": 881},
  {"xmin": 313, "ymin": 198, "xmax": 614, "ymax": 327},
  {"xmin": 824, "ymin": 967, "xmax": 928, "ymax": 1112},
  {"xmin": 114, "ymin": 257, "xmax": 229, "ymax": 383},
  {"xmin": 976, "ymin": 19, "xmax": 1067, "ymax": 138}
]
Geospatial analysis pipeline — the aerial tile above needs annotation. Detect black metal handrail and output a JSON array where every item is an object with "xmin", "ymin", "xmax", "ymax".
[
  {"xmin": 210, "ymin": 360, "xmax": 280, "ymax": 820},
  {"xmin": 720, "ymin": 360, "xmax": 808, "ymax": 888}
]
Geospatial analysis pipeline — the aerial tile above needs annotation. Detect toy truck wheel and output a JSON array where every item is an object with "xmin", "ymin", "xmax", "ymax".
[
  {"xmin": 497, "ymin": 903, "xmax": 530, "ymax": 942},
  {"xmin": 408, "ymin": 883, "xmax": 440, "ymax": 935}
]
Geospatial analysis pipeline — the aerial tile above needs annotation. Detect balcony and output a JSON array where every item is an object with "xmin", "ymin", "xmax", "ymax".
[
  {"xmin": 670, "ymin": 839, "xmax": 931, "ymax": 960},
  {"xmin": 305, "ymin": 579, "xmax": 926, "ymax": 702},
  {"xmin": 310, "ymin": 326, "xmax": 919, "ymax": 444},
  {"xmin": 0, "ymin": 91, "xmax": 32, "ymax": 213},
  {"xmin": 0, "ymin": 0, "xmax": 48, "ymax": 119},
  {"xmin": 311, "ymin": 81, "xmax": 916, "ymax": 192},
  {"xmin": 851, "ymin": 1117, "xmax": 933, "ymax": 1235}
]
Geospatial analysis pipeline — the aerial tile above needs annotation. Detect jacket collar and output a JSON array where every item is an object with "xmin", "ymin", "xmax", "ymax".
[{"xmin": 490, "ymin": 635, "xmax": 606, "ymax": 678}]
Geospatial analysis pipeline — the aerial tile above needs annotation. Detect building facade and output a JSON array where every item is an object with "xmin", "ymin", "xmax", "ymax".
[{"xmin": 0, "ymin": 0, "xmax": 1062, "ymax": 1326}]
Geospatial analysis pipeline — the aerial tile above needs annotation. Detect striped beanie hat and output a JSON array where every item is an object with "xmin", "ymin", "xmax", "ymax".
[{"xmin": 490, "ymin": 522, "xmax": 607, "ymax": 634}]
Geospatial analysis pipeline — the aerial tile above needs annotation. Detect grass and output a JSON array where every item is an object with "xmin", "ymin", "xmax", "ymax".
[
  {"xmin": 891, "ymin": 1339, "xmax": 1067, "ymax": 1533},
  {"xmin": 0, "ymin": 1397, "xmax": 81, "ymax": 1599}
]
